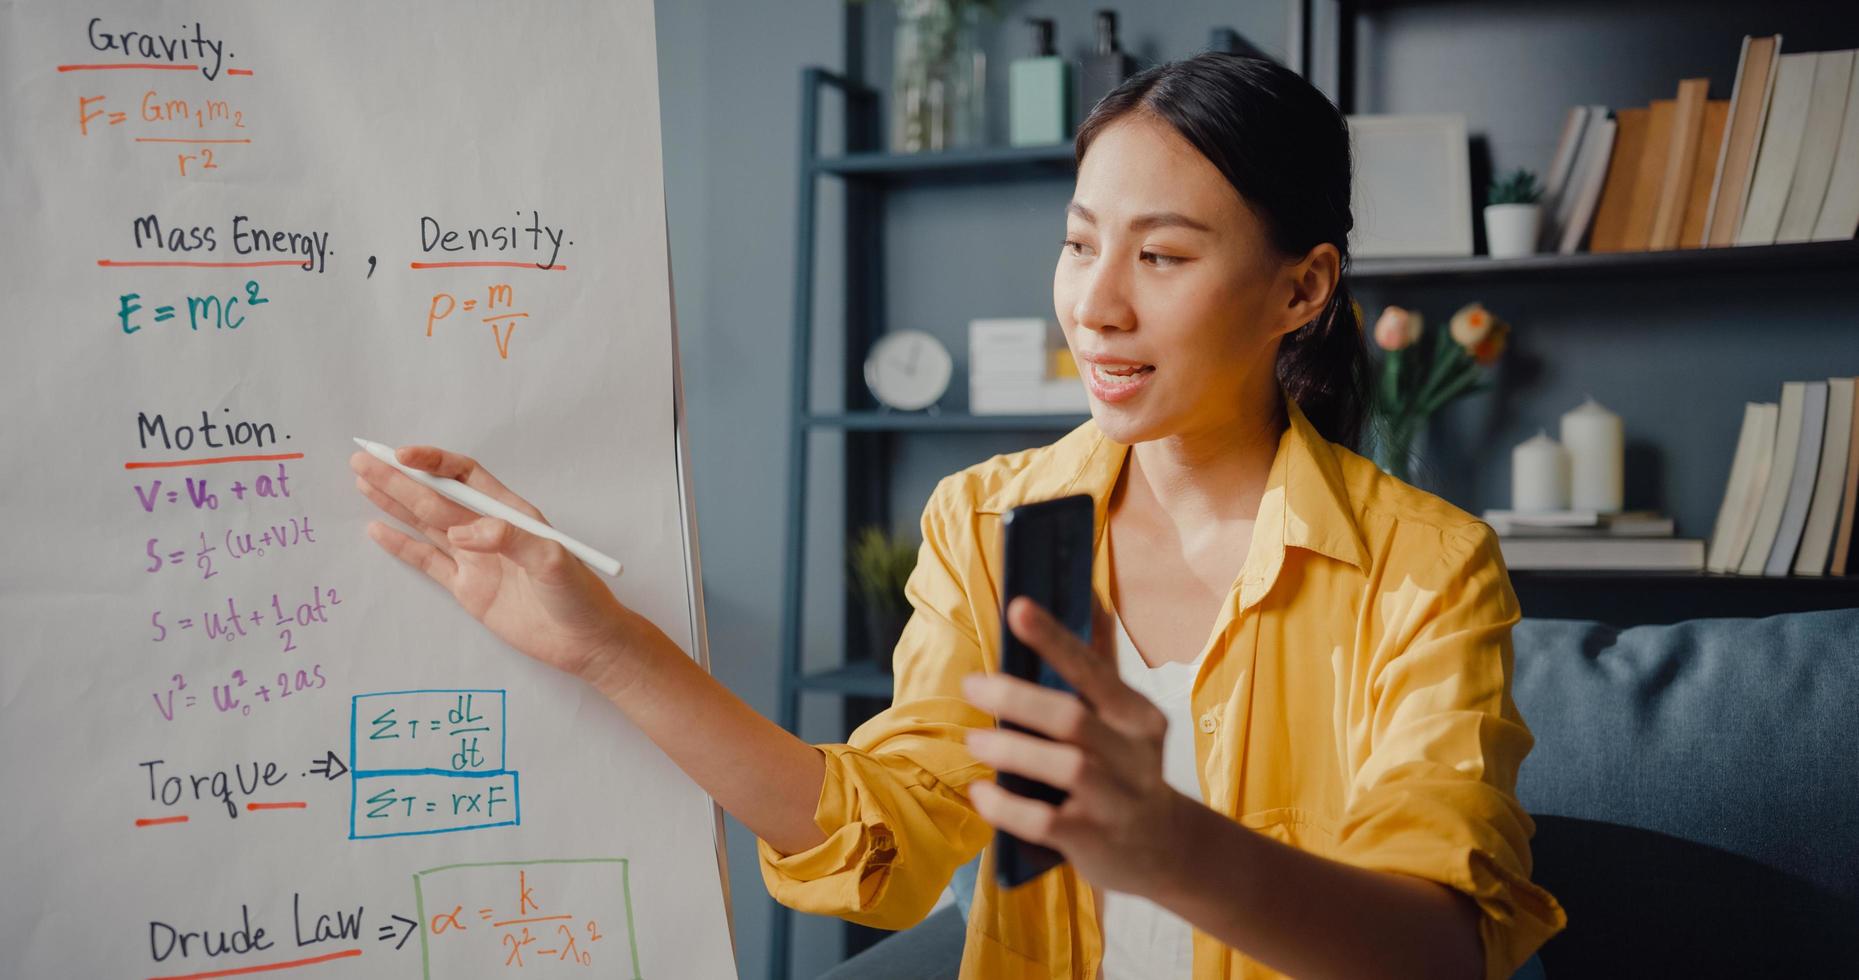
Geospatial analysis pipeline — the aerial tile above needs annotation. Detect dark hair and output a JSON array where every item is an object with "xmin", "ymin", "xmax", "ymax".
[{"xmin": 1074, "ymin": 53, "xmax": 1371, "ymax": 451}]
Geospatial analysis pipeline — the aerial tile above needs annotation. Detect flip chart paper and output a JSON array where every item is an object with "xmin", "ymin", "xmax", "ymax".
[{"xmin": 0, "ymin": 3, "xmax": 736, "ymax": 976}]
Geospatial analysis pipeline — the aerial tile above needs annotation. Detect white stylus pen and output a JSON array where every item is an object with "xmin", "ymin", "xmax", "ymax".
[{"xmin": 353, "ymin": 437, "xmax": 624, "ymax": 578}]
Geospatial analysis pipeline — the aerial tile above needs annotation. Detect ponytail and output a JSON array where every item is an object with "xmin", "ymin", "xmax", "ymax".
[{"xmin": 1276, "ymin": 279, "xmax": 1371, "ymax": 451}]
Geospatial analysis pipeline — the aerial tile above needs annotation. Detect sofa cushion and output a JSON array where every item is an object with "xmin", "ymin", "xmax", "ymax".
[{"xmin": 1511, "ymin": 609, "xmax": 1859, "ymax": 977}]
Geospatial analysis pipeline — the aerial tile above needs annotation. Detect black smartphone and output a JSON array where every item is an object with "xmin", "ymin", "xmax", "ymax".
[{"xmin": 993, "ymin": 493, "xmax": 1095, "ymax": 888}]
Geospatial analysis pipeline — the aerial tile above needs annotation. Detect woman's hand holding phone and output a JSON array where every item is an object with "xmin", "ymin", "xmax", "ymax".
[{"xmin": 963, "ymin": 596, "xmax": 1201, "ymax": 900}]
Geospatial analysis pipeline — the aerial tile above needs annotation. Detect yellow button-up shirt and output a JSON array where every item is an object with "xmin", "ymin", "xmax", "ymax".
[{"xmin": 759, "ymin": 391, "xmax": 1567, "ymax": 979}]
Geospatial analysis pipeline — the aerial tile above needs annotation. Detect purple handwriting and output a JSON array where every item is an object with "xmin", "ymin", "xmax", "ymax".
[
  {"xmin": 152, "ymin": 665, "xmax": 330, "ymax": 722},
  {"xmin": 133, "ymin": 462, "xmax": 293, "ymax": 513},
  {"xmin": 150, "ymin": 583, "xmax": 341, "ymax": 654},
  {"xmin": 145, "ymin": 515, "xmax": 317, "ymax": 579}
]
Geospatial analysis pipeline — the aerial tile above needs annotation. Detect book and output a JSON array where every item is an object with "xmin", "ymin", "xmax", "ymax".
[
  {"xmin": 1560, "ymin": 113, "xmax": 1619, "ymax": 254},
  {"xmin": 1737, "ymin": 51, "xmax": 1819, "ymax": 246},
  {"xmin": 1830, "ymin": 381, "xmax": 1859, "ymax": 575},
  {"xmin": 1496, "ymin": 536, "xmax": 1705, "ymax": 572},
  {"xmin": 1622, "ymin": 99, "xmax": 1678, "ymax": 250},
  {"xmin": 1706, "ymin": 403, "xmax": 1772, "ymax": 571},
  {"xmin": 1795, "ymin": 377, "xmax": 1856, "ymax": 575},
  {"xmin": 1763, "ymin": 380, "xmax": 1828, "ymax": 576},
  {"xmin": 1705, "ymin": 35, "xmax": 1782, "ymax": 247},
  {"xmin": 1651, "ymin": 80, "xmax": 1711, "ymax": 251},
  {"xmin": 1537, "ymin": 106, "xmax": 1591, "ymax": 252},
  {"xmin": 1710, "ymin": 402, "xmax": 1780, "ymax": 573},
  {"xmin": 1679, "ymin": 99, "xmax": 1732, "ymax": 249},
  {"xmin": 1739, "ymin": 382, "xmax": 1807, "ymax": 574},
  {"xmin": 1777, "ymin": 50, "xmax": 1855, "ymax": 243},
  {"xmin": 1812, "ymin": 54, "xmax": 1859, "ymax": 241},
  {"xmin": 1589, "ymin": 107, "xmax": 1649, "ymax": 253}
]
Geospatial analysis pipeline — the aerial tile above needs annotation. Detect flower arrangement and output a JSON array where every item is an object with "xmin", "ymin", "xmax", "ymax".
[{"xmin": 1369, "ymin": 302, "xmax": 1511, "ymax": 482}]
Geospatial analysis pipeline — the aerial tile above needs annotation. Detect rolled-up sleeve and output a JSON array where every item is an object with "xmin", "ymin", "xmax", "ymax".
[
  {"xmin": 1329, "ymin": 522, "xmax": 1567, "ymax": 980},
  {"xmin": 757, "ymin": 477, "xmax": 995, "ymax": 930}
]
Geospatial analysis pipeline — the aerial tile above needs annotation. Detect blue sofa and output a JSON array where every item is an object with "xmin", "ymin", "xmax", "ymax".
[{"xmin": 820, "ymin": 608, "xmax": 1859, "ymax": 978}]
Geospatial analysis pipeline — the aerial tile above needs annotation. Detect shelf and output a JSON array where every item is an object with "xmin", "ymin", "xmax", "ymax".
[
  {"xmin": 1349, "ymin": 238, "xmax": 1859, "ymax": 286},
  {"xmin": 1510, "ymin": 568, "xmax": 1859, "ymax": 626},
  {"xmin": 794, "ymin": 661, "xmax": 895, "ymax": 698},
  {"xmin": 806, "ymin": 411, "xmax": 1089, "ymax": 432},
  {"xmin": 814, "ymin": 143, "xmax": 1074, "ymax": 185}
]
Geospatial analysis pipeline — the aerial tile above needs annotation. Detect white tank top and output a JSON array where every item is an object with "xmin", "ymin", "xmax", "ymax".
[{"xmin": 1098, "ymin": 610, "xmax": 1205, "ymax": 980}]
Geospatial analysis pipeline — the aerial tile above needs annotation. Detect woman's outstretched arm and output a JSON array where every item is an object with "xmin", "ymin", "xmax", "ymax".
[{"xmin": 351, "ymin": 444, "xmax": 828, "ymax": 855}]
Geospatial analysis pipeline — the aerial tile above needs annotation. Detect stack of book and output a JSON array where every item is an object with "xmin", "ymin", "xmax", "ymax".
[
  {"xmin": 968, "ymin": 318, "xmax": 1088, "ymax": 415},
  {"xmin": 1483, "ymin": 509, "xmax": 1703, "ymax": 571},
  {"xmin": 1706, "ymin": 377, "xmax": 1859, "ymax": 577},
  {"xmin": 1537, "ymin": 36, "xmax": 1859, "ymax": 255}
]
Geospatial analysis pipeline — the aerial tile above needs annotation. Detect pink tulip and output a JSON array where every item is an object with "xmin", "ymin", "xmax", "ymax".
[{"xmin": 1373, "ymin": 306, "xmax": 1422, "ymax": 351}]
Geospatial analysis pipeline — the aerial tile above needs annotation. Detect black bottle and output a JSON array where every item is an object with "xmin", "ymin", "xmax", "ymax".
[
  {"xmin": 1207, "ymin": 27, "xmax": 1271, "ymax": 62},
  {"xmin": 1075, "ymin": 10, "xmax": 1134, "ymax": 121}
]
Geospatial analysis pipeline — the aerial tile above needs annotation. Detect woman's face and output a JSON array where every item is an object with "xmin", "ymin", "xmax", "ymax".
[{"xmin": 1054, "ymin": 111, "xmax": 1332, "ymax": 446}]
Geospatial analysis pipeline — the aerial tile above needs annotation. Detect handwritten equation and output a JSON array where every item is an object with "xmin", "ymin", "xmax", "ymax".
[
  {"xmin": 148, "ymin": 583, "xmax": 340, "ymax": 654},
  {"xmin": 426, "ymin": 283, "xmax": 534, "ymax": 360},
  {"xmin": 414, "ymin": 860, "xmax": 640, "ymax": 978},
  {"xmin": 144, "ymin": 514, "xmax": 316, "ymax": 579},
  {"xmin": 150, "ymin": 664, "xmax": 329, "ymax": 722},
  {"xmin": 350, "ymin": 690, "xmax": 521, "ymax": 840},
  {"xmin": 117, "ymin": 279, "xmax": 271, "ymax": 334}
]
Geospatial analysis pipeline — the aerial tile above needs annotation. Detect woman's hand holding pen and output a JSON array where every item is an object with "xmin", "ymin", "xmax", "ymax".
[
  {"xmin": 348, "ymin": 445, "xmax": 662, "ymax": 697},
  {"xmin": 352, "ymin": 443, "xmax": 830, "ymax": 852},
  {"xmin": 962, "ymin": 597, "xmax": 1201, "ymax": 900}
]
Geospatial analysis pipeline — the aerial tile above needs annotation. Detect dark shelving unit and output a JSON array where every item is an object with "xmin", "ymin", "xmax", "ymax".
[
  {"xmin": 805, "ymin": 411, "xmax": 1087, "ymax": 432},
  {"xmin": 795, "ymin": 660, "xmax": 895, "ymax": 699},
  {"xmin": 1511, "ymin": 570, "xmax": 1859, "ymax": 625},
  {"xmin": 1351, "ymin": 238, "xmax": 1859, "ymax": 285},
  {"xmin": 814, "ymin": 142, "xmax": 1074, "ymax": 183}
]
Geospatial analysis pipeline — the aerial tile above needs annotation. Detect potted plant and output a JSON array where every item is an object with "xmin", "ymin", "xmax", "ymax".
[
  {"xmin": 1484, "ymin": 168, "xmax": 1542, "ymax": 259},
  {"xmin": 1370, "ymin": 302, "xmax": 1512, "ymax": 483},
  {"xmin": 848, "ymin": 526, "xmax": 919, "ymax": 672}
]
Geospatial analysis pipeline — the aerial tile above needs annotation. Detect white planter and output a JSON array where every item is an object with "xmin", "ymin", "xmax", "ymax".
[{"xmin": 1484, "ymin": 203, "xmax": 1541, "ymax": 259}]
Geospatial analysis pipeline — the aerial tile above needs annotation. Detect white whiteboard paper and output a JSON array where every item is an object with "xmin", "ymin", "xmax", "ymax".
[{"xmin": 0, "ymin": 2, "xmax": 736, "ymax": 977}]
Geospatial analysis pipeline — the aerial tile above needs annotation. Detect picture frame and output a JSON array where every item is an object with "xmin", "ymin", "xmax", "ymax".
[{"xmin": 1347, "ymin": 113, "xmax": 1474, "ymax": 258}]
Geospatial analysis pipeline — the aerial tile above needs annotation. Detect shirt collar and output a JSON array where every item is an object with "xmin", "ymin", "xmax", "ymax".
[{"xmin": 983, "ymin": 383, "xmax": 1370, "ymax": 581}]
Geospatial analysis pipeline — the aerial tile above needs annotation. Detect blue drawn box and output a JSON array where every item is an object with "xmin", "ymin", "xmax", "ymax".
[{"xmin": 349, "ymin": 689, "xmax": 520, "ymax": 840}]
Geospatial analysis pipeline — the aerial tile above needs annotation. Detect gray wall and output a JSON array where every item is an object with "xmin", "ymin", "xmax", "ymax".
[{"xmin": 653, "ymin": 3, "xmax": 849, "ymax": 978}]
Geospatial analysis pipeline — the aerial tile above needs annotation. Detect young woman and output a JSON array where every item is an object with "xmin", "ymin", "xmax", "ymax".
[{"xmin": 351, "ymin": 53, "xmax": 1564, "ymax": 979}]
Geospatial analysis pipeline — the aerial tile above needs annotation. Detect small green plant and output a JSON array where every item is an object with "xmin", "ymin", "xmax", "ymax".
[
  {"xmin": 849, "ymin": 526, "xmax": 918, "ymax": 621},
  {"xmin": 1487, "ymin": 168, "xmax": 1542, "ymax": 206}
]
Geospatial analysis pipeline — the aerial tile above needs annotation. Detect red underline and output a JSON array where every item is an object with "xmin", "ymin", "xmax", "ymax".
[
  {"xmin": 490, "ymin": 914, "xmax": 574, "ymax": 927},
  {"xmin": 409, "ymin": 261, "xmax": 567, "ymax": 270},
  {"xmin": 227, "ymin": 69, "xmax": 254, "ymax": 76},
  {"xmin": 135, "ymin": 138, "xmax": 253, "ymax": 144},
  {"xmin": 146, "ymin": 948, "xmax": 359, "ymax": 980},
  {"xmin": 123, "ymin": 452, "xmax": 303, "ymax": 470},
  {"xmin": 58, "ymin": 63, "xmax": 197, "ymax": 72},
  {"xmin": 246, "ymin": 801, "xmax": 306, "ymax": 811},
  {"xmin": 135, "ymin": 815, "xmax": 189, "ymax": 827},
  {"xmin": 98, "ymin": 259, "xmax": 305, "ymax": 269}
]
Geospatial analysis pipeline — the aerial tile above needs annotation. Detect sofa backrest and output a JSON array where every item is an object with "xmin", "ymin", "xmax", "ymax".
[{"xmin": 1512, "ymin": 609, "xmax": 1859, "ymax": 977}]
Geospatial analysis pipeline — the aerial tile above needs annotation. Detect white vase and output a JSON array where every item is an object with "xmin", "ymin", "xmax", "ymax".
[{"xmin": 1484, "ymin": 203, "xmax": 1541, "ymax": 259}]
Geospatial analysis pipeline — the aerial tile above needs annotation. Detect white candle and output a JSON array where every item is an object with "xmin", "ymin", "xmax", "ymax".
[
  {"xmin": 1560, "ymin": 397, "xmax": 1624, "ymax": 512},
  {"xmin": 1511, "ymin": 430, "xmax": 1570, "ymax": 513}
]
